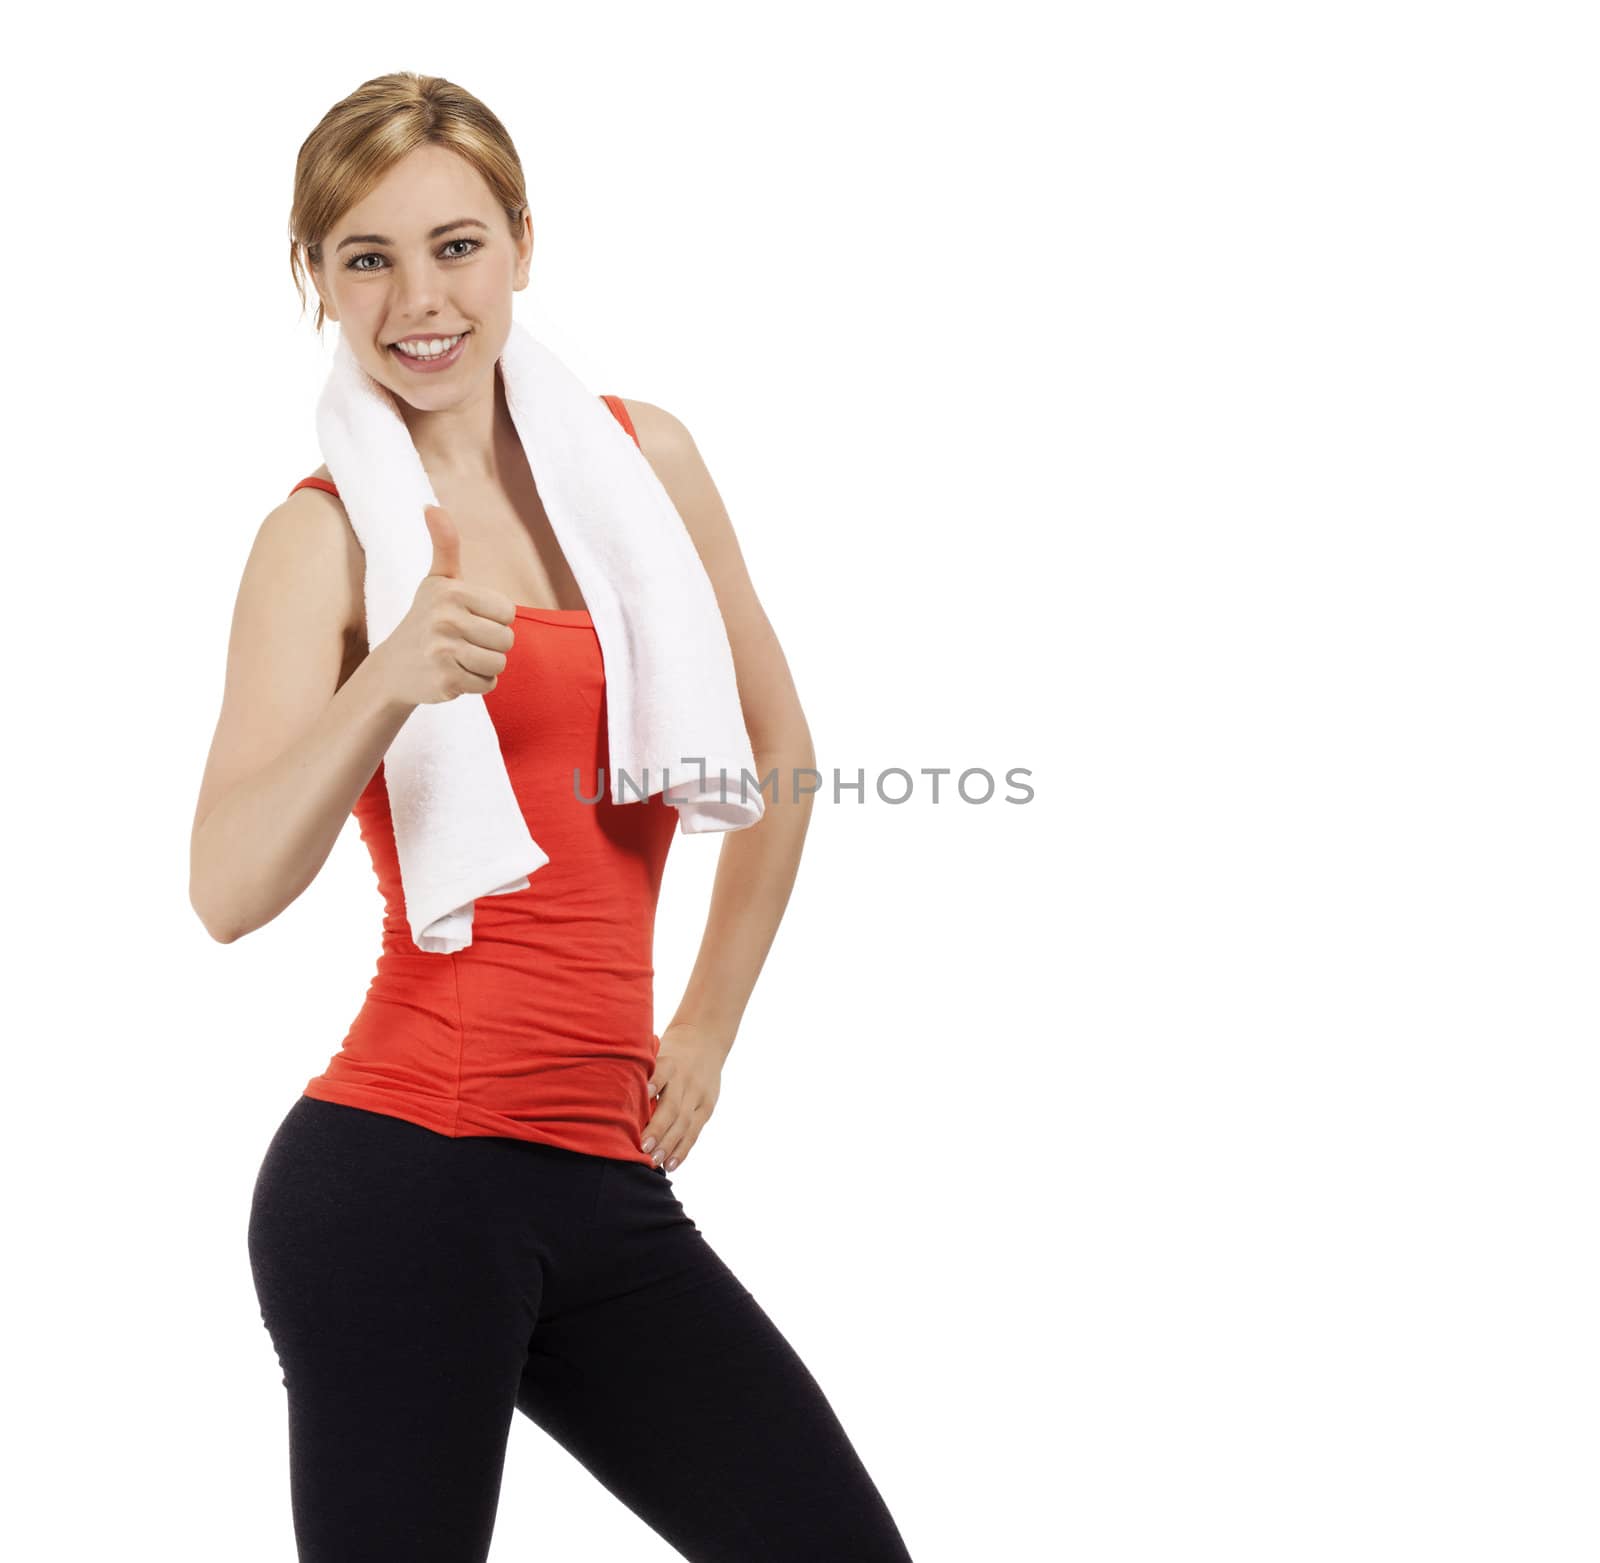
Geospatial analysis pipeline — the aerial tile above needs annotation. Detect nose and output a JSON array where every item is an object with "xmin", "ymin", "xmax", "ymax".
[{"xmin": 393, "ymin": 270, "xmax": 447, "ymax": 329}]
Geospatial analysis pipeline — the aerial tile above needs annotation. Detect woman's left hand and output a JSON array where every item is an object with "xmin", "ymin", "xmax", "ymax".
[{"xmin": 642, "ymin": 1021, "xmax": 731, "ymax": 1171}]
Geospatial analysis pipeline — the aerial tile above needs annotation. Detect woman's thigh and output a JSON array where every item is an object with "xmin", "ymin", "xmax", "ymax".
[
  {"xmin": 514, "ymin": 1159, "xmax": 914, "ymax": 1562},
  {"xmin": 247, "ymin": 1098, "xmax": 542, "ymax": 1563}
]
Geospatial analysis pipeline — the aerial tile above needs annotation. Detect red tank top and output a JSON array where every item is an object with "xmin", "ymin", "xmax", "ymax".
[{"xmin": 292, "ymin": 393, "xmax": 675, "ymax": 1166}]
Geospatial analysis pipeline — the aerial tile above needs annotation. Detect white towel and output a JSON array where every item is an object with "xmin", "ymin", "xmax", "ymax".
[{"xmin": 315, "ymin": 319, "xmax": 765, "ymax": 954}]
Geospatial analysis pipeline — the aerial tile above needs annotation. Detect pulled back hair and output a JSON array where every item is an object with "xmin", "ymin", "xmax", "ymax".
[{"xmin": 289, "ymin": 71, "xmax": 528, "ymax": 334}]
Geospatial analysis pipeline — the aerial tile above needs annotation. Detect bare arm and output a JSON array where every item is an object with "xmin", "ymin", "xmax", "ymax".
[
  {"xmin": 189, "ymin": 490, "xmax": 413, "ymax": 943},
  {"xmin": 625, "ymin": 398, "xmax": 817, "ymax": 1054}
]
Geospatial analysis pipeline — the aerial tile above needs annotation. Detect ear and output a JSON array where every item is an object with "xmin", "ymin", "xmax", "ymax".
[
  {"xmin": 309, "ymin": 255, "xmax": 340, "ymax": 325},
  {"xmin": 513, "ymin": 209, "xmax": 534, "ymax": 291}
]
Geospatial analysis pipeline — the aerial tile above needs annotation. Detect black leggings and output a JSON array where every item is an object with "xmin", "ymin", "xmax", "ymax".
[{"xmin": 247, "ymin": 1096, "xmax": 914, "ymax": 1562}]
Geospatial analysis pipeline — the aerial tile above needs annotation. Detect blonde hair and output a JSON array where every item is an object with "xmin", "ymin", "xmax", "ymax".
[{"xmin": 289, "ymin": 71, "xmax": 528, "ymax": 333}]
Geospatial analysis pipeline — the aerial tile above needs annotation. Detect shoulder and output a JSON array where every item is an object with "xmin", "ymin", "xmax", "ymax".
[
  {"xmin": 608, "ymin": 398, "xmax": 696, "ymax": 470},
  {"xmin": 276, "ymin": 464, "xmax": 358, "ymax": 561},
  {"xmin": 279, "ymin": 462, "xmax": 346, "ymax": 523},
  {"xmin": 262, "ymin": 468, "xmax": 365, "ymax": 638},
  {"xmin": 605, "ymin": 396, "xmax": 762, "ymax": 631},
  {"xmin": 280, "ymin": 463, "xmax": 341, "ymax": 513},
  {"xmin": 606, "ymin": 398, "xmax": 722, "ymax": 540}
]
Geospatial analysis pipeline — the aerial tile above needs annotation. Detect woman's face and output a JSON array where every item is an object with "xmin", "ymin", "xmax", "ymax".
[{"xmin": 311, "ymin": 142, "xmax": 531, "ymax": 410}]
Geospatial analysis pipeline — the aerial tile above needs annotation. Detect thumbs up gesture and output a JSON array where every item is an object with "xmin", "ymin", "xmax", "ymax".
[{"xmin": 370, "ymin": 505, "xmax": 518, "ymax": 709}]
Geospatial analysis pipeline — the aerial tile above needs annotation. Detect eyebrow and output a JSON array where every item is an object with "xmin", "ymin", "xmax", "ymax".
[{"xmin": 335, "ymin": 218, "xmax": 490, "ymax": 253}]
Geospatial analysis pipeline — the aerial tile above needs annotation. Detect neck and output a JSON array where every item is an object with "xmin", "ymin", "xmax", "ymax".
[{"xmin": 394, "ymin": 361, "xmax": 520, "ymax": 486}]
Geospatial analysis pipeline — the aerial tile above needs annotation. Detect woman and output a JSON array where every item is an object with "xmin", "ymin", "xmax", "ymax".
[{"xmin": 190, "ymin": 71, "xmax": 914, "ymax": 1563}]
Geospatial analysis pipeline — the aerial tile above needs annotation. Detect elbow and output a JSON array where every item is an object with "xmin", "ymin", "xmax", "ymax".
[
  {"xmin": 192, "ymin": 890, "xmax": 242, "ymax": 945},
  {"xmin": 210, "ymin": 913, "xmax": 244, "ymax": 945},
  {"xmin": 754, "ymin": 712, "xmax": 815, "ymax": 772},
  {"xmin": 190, "ymin": 811, "xmax": 255, "ymax": 944},
  {"xmin": 189, "ymin": 864, "xmax": 246, "ymax": 945},
  {"xmin": 750, "ymin": 726, "xmax": 817, "ymax": 821}
]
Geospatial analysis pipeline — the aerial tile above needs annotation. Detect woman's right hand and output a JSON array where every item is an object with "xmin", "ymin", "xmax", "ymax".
[{"xmin": 371, "ymin": 504, "xmax": 517, "ymax": 709}]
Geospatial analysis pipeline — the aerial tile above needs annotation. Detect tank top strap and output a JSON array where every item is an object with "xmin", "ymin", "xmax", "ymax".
[
  {"xmin": 599, "ymin": 393, "xmax": 640, "ymax": 447},
  {"xmin": 288, "ymin": 394, "xmax": 640, "ymax": 498}
]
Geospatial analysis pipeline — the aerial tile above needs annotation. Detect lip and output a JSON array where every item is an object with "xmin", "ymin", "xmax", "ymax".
[{"xmin": 387, "ymin": 330, "xmax": 471, "ymax": 373}]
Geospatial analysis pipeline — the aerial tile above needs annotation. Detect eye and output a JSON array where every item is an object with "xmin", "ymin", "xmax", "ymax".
[{"xmin": 344, "ymin": 237, "xmax": 485, "ymax": 273}]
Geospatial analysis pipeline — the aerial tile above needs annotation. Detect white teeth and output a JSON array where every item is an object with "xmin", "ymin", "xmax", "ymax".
[{"xmin": 393, "ymin": 333, "xmax": 464, "ymax": 359}]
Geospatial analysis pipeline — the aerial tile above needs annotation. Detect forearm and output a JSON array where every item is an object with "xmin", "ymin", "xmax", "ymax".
[
  {"xmin": 190, "ymin": 649, "xmax": 415, "ymax": 943},
  {"xmin": 666, "ymin": 736, "xmax": 817, "ymax": 1052}
]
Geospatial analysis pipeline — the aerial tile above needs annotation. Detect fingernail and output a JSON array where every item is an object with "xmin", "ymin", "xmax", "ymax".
[
  {"xmin": 642, "ymin": 1137, "xmax": 656, "ymax": 1153},
  {"xmin": 665, "ymin": 1157, "xmax": 679, "ymax": 1171}
]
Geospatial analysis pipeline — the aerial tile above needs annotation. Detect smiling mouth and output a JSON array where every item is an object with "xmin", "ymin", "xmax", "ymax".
[{"xmin": 385, "ymin": 330, "xmax": 472, "ymax": 371}]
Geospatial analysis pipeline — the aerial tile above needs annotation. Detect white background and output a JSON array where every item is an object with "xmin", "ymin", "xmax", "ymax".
[{"xmin": 5, "ymin": 3, "xmax": 1595, "ymax": 1559}]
